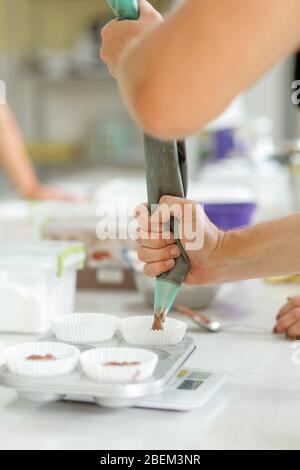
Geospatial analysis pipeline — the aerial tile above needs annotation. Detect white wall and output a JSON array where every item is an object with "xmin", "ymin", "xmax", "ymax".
[{"xmin": 243, "ymin": 58, "xmax": 297, "ymax": 142}]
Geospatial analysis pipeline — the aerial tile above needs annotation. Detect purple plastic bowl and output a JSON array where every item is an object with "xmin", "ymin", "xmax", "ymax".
[{"xmin": 203, "ymin": 202, "xmax": 257, "ymax": 231}]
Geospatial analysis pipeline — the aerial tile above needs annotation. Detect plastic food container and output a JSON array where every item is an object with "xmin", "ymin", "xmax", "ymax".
[
  {"xmin": 0, "ymin": 200, "xmax": 99, "ymax": 243},
  {"xmin": 44, "ymin": 218, "xmax": 135, "ymax": 264},
  {"xmin": 0, "ymin": 241, "xmax": 86, "ymax": 334},
  {"xmin": 50, "ymin": 313, "xmax": 119, "ymax": 343},
  {"xmin": 4, "ymin": 341, "xmax": 80, "ymax": 377},
  {"xmin": 80, "ymin": 347, "xmax": 158, "ymax": 383},
  {"xmin": 0, "ymin": 200, "xmax": 41, "ymax": 242},
  {"xmin": 120, "ymin": 316, "xmax": 187, "ymax": 346}
]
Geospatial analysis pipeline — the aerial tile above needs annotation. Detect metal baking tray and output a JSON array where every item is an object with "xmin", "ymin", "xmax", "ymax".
[{"xmin": 0, "ymin": 333, "xmax": 196, "ymax": 408}]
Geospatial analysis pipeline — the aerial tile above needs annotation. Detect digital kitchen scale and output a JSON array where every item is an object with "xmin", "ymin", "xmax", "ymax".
[
  {"xmin": 137, "ymin": 368, "xmax": 228, "ymax": 411},
  {"xmin": 63, "ymin": 368, "xmax": 228, "ymax": 411},
  {"xmin": 0, "ymin": 335, "xmax": 228, "ymax": 411}
]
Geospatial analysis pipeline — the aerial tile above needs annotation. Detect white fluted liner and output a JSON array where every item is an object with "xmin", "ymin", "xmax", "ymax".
[
  {"xmin": 50, "ymin": 313, "xmax": 119, "ymax": 343},
  {"xmin": 80, "ymin": 347, "xmax": 158, "ymax": 383},
  {"xmin": 120, "ymin": 316, "xmax": 187, "ymax": 346},
  {"xmin": 4, "ymin": 341, "xmax": 80, "ymax": 377}
]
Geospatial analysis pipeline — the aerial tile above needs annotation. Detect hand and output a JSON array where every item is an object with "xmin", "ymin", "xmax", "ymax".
[
  {"xmin": 23, "ymin": 183, "xmax": 86, "ymax": 202},
  {"xmin": 135, "ymin": 196, "xmax": 224, "ymax": 285},
  {"xmin": 274, "ymin": 296, "xmax": 300, "ymax": 339},
  {"xmin": 100, "ymin": 0, "xmax": 162, "ymax": 77}
]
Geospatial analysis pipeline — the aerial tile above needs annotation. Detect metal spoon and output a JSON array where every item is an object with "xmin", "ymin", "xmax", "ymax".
[{"xmin": 174, "ymin": 305, "xmax": 222, "ymax": 332}]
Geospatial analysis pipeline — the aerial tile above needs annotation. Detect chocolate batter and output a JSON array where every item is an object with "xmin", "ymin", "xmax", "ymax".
[
  {"xmin": 152, "ymin": 313, "xmax": 165, "ymax": 331},
  {"xmin": 26, "ymin": 354, "xmax": 57, "ymax": 361},
  {"xmin": 103, "ymin": 361, "xmax": 141, "ymax": 367}
]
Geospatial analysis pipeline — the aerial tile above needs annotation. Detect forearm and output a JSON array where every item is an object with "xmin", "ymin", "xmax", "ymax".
[
  {"xmin": 118, "ymin": 0, "xmax": 300, "ymax": 139},
  {"xmin": 214, "ymin": 215, "xmax": 300, "ymax": 283},
  {"xmin": 0, "ymin": 106, "xmax": 39, "ymax": 197}
]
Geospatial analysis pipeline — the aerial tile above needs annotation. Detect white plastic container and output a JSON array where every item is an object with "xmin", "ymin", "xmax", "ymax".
[
  {"xmin": 0, "ymin": 199, "xmax": 99, "ymax": 243},
  {"xmin": 0, "ymin": 241, "xmax": 86, "ymax": 334},
  {"xmin": 0, "ymin": 200, "xmax": 41, "ymax": 242}
]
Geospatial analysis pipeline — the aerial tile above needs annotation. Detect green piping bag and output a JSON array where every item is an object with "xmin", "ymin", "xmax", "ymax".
[{"xmin": 105, "ymin": 0, "xmax": 190, "ymax": 327}]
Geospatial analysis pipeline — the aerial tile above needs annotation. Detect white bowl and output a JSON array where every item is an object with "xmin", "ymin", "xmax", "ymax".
[
  {"xmin": 134, "ymin": 272, "xmax": 220, "ymax": 309},
  {"xmin": 4, "ymin": 341, "xmax": 80, "ymax": 377},
  {"xmin": 50, "ymin": 313, "xmax": 119, "ymax": 343},
  {"xmin": 80, "ymin": 347, "xmax": 158, "ymax": 383},
  {"xmin": 120, "ymin": 315, "xmax": 187, "ymax": 346}
]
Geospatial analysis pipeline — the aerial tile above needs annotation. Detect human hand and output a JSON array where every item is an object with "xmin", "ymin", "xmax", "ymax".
[
  {"xmin": 135, "ymin": 196, "xmax": 224, "ymax": 285},
  {"xmin": 274, "ymin": 296, "xmax": 300, "ymax": 339},
  {"xmin": 100, "ymin": 0, "xmax": 162, "ymax": 77},
  {"xmin": 24, "ymin": 184, "xmax": 86, "ymax": 202}
]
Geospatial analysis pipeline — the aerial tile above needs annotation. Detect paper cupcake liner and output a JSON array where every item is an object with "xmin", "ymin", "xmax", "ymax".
[
  {"xmin": 120, "ymin": 316, "xmax": 187, "ymax": 346},
  {"xmin": 50, "ymin": 313, "xmax": 119, "ymax": 343},
  {"xmin": 80, "ymin": 347, "xmax": 158, "ymax": 383},
  {"xmin": 4, "ymin": 341, "xmax": 80, "ymax": 377}
]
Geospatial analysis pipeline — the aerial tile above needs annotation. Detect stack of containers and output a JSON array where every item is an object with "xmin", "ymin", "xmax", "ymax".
[
  {"xmin": 0, "ymin": 200, "xmax": 41, "ymax": 242},
  {"xmin": 41, "ymin": 199, "xmax": 136, "ymax": 290},
  {"xmin": 0, "ymin": 241, "xmax": 86, "ymax": 334},
  {"xmin": 0, "ymin": 199, "xmax": 132, "ymax": 290}
]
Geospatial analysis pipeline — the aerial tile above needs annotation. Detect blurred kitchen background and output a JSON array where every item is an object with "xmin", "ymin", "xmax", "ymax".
[
  {"xmin": 0, "ymin": 0, "xmax": 300, "ymax": 208},
  {"xmin": 1, "ymin": 0, "xmax": 300, "ymax": 332}
]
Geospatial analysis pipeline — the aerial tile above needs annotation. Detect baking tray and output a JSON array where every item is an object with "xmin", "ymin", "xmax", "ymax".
[{"xmin": 0, "ymin": 333, "xmax": 196, "ymax": 408}]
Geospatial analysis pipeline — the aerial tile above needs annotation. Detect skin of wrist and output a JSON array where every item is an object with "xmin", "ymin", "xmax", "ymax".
[
  {"xmin": 210, "ymin": 228, "xmax": 259, "ymax": 284},
  {"xmin": 207, "ymin": 229, "xmax": 239, "ymax": 284}
]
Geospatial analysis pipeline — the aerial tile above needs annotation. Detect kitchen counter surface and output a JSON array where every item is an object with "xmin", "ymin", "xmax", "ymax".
[{"xmin": 1, "ymin": 279, "xmax": 300, "ymax": 450}]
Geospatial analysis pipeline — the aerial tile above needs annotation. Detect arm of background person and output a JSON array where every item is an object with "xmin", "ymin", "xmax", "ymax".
[
  {"xmin": 117, "ymin": 0, "xmax": 300, "ymax": 139},
  {"xmin": 0, "ymin": 105, "xmax": 82, "ymax": 201}
]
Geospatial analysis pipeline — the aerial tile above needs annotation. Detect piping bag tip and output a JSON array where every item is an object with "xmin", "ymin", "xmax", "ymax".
[{"xmin": 152, "ymin": 279, "xmax": 181, "ymax": 330}]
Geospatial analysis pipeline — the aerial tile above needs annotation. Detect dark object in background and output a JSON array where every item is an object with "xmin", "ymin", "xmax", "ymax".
[
  {"xmin": 295, "ymin": 53, "xmax": 300, "ymax": 108},
  {"xmin": 77, "ymin": 266, "xmax": 135, "ymax": 291},
  {"xmin": 203, "ymin": 202, "xmax": 257, "ymax": 231},
  {"xmin": 213, "ymin": 128, "xmax": 235, "ymax": 160}
]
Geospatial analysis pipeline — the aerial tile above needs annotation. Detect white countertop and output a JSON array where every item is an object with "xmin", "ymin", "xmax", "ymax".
[{"xmin": 1, "ymin": 279, "xmax": 300, "ymax": 450}]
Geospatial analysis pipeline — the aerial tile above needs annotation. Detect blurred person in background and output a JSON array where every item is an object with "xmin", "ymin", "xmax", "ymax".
[
  {"xmin": 101, "ymin": 0, "xmax": 300, "ymax": 338},
  {"xmin": 0, "ymin": 104, "xmax": 77, "ymax": 201}
]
